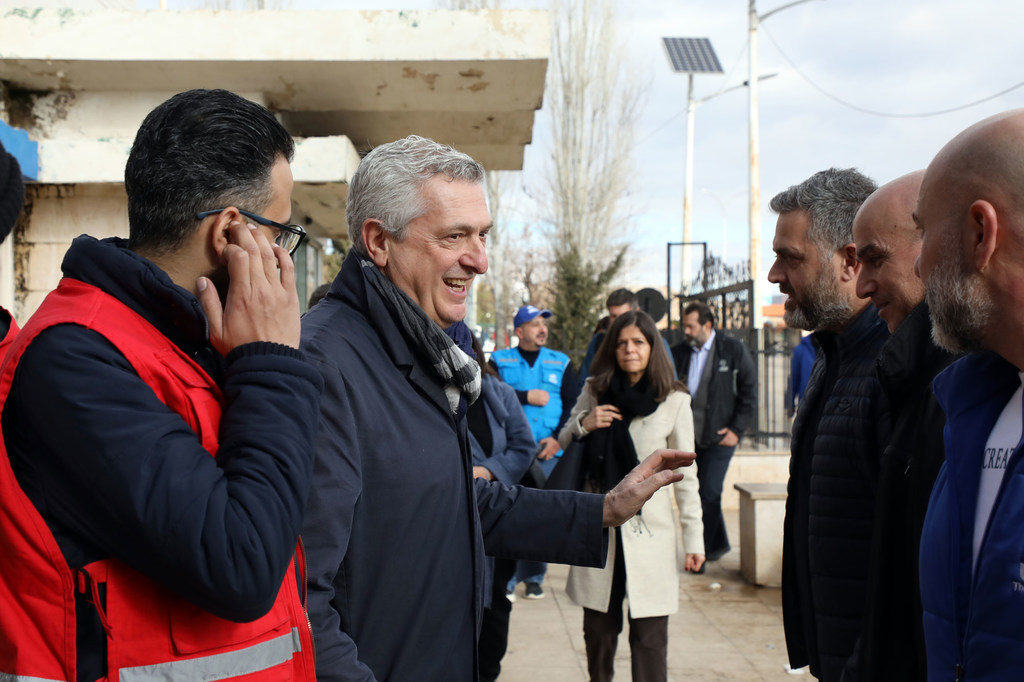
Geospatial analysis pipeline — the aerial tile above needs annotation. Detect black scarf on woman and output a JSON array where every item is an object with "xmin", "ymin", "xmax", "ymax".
[{"xmin": 584, "ymin": 371, "xmax": 660, "ymax": 494}]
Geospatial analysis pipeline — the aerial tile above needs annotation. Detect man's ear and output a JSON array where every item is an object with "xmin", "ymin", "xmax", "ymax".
[
  {"xmin": 969, "ymin": 199, "xmax": 999, "ymax": 272},
  {"xmin": 203, "ymin": 207, "xmax": 242, "ymax": 262},
  {"xmin": 837, "ymin": 243, "xmax": 860, "ymax": 282},
  {"xmin": 362, "ymin": 219, "xmax": 389, "ymax": 268}
]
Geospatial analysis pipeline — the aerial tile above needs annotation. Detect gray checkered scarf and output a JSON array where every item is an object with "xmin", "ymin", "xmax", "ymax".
[{"xmin": 359, "ymin": 257, "xmax": 481, "ymax": 414}]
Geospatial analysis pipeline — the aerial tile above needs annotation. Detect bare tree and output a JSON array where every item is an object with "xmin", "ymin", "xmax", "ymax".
[
  {"xmin": 484, "ymin": 173, "xmax": 553, "ymax": 349},
  {"xmin": 534, "ymin": 0, "xmax": 643, "ymax": 362},
  {"xmin": 483, "ymin": 171, "xmax": 513, "ymax": 347}
]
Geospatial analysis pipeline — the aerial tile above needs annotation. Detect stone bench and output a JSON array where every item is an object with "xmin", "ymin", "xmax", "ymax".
[{"xmin": 733, "ymin": 482, "xmax": 787, "ymax": 587}]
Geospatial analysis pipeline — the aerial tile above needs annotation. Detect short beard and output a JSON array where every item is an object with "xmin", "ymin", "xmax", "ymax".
[
  {"xmin": 926, "ymin": 246, "xmax": 992, "ymax": 354},
  {"xmin": 784, "ymin": 264, "xmax": 854, "ymax": 332}
]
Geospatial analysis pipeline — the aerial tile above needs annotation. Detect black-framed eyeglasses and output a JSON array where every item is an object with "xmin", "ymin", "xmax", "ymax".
[{"xmin": 196, "ymin": 208, "xmax": 307, "ymax": 255}]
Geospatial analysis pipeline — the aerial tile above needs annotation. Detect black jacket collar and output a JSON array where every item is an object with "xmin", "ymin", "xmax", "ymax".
[
  {"xmin": 60, "ymin": 236, "xmax": 218, "ymax": 374},
  {"xmin": 876, "ymin": 301, "xmax": 957, "ymax": 405}
]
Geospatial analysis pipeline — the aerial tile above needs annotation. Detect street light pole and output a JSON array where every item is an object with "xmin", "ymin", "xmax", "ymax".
[
  {"xmin": 663, "ymin": 37, "xmax": 723, "ymax": 300},
  {"xmin": 683, "ymin": 74, "xmax": 696, "ymax": 286},
  {"xmin": 748, "ymin": 0, "xmax": 821, "ymax": 331},
  {"xmin": 748, "ymin": 0, "xmax": 763, "ymax": 330},
  {"xmin": 687, "ymin": 73, "xmax": 776, "ymax": 297}
]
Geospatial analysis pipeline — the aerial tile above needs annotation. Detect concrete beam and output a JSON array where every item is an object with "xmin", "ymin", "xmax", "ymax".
[
  {"xmin": 290, "ymin": 136, "xmax": 362, "ymax": 241},
  {"xmin": 33, "ymin": 135, "xmax": 358, "ymax": 240},
  {"xmin": 281, "ymin": 109, "xmax": 535, "ymax": 168},
  {"xmin": 0, "ymin": 12, "xmax": 548, "ymax": 104}
]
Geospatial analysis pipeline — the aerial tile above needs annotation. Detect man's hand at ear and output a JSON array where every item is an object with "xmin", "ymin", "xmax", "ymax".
[{"xmin": 198, "ymin": 221, "xmax": 301, "ymax": 354}]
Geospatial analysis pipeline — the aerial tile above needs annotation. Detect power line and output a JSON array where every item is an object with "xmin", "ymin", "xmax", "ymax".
[{"xmin": 761, "ymin": 24, "xmax": 1024, "ymax": 118}]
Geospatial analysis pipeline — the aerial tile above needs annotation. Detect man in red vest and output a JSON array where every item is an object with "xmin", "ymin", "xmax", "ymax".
[{"xmin": 0, "ymin": 89, "xmax": 322, "ymax": 682}]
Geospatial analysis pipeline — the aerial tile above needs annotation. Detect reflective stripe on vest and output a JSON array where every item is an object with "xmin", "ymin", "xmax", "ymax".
[
  {"xmin": 0, "ymin": 673, "xmax": 68, "ymax": 682},
  {"xmin": 119, "ymin": 628, "xmax": 303, "ymax": 682}
]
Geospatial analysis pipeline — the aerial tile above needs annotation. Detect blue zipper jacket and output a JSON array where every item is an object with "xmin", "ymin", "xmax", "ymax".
[
  {"xmin": 491, "ymin": 346, "xmax": 570, "ymax": 443},
  {"xmin": 921, "ymin": 351, "xmax": 1024, "ymax": 681}
]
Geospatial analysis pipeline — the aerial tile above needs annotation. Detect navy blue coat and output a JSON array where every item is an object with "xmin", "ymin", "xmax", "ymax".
[
  {"xmin": 299, "ymin": 252, "xmax": 606, "ymax": 682},
  {"xmin": 921, "ymin": 351, "xmax": 1024, "ymax": 681},
  {"xmin": 2, "ymin": 236, "xmax": 323, "ymax": 681}
]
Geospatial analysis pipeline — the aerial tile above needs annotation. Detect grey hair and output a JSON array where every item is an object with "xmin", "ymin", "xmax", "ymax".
[
  {"xmin": 346, "ymin": 135, "xmax": 485, "ymax": 254},
  {"xmin": 769, "ymin": 168, "xmax": 877, "ymax": 261}
]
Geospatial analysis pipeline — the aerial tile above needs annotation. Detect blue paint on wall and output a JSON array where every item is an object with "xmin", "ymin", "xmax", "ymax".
[{"xmin": 0, "ymin": 121, "xmax": 38, "ymax": 180}]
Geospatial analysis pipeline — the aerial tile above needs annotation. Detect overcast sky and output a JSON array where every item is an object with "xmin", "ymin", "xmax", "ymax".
[
  {"xmin": 312, "ymin": 0, "xmax": 1024, "ymax": 299},
  {"xmin": 143, "ymin": 0, "xmax": 1024, "ymax": 301},
  {"xmin": 613, "ymin": 0, "xmax": 1024, "ymax": 299}
]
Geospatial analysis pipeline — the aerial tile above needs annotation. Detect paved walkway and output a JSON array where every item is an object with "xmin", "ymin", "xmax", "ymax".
[{"xmin": 500, "ymin": 509, "xmax": 804, "ymax": 681}]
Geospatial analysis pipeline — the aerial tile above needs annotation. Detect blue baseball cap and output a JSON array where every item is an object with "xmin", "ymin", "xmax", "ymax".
[{"xmin": 514, "ymin": 305, "xmax": 552, "ymax": 328}]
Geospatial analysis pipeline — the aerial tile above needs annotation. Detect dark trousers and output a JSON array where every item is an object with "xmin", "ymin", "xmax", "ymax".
[
  {"xmin": 479, "ymin": 557, "xmax": 517, "ymax": 682},
  {"xmin": 696, "ymin": 443, "xmax": 737, "ymax": 560},
  {"xmin": 582, "ymin": 530, "xmax": 669, "ymax": 682}
]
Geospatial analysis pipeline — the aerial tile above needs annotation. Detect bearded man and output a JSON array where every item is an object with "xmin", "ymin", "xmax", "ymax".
[
  {"xmin": 853, "ymin": 171, "xmax": 957, "ymax": 682},
  {"xmin": 767, "ymin": 167, "xmax": 889, "ymax": 682},
  {"xmin": 916, "ymin": 109, "xmax": 1024, "ymax": 681}
]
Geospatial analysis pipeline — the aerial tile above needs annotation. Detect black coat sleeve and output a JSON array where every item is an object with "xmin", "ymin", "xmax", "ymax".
[{"xmin": 3, "ymin": 325, "xmax": 323, "ymax": 622}]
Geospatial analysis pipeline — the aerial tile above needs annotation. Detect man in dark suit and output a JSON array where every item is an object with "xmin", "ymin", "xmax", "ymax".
[{"xmin": 671, "ymin": 301, "xmax": 756, "ymax": 563}]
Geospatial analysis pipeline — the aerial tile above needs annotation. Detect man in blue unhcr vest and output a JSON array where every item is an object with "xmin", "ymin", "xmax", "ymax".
[{"xmin": 491, "ymin": 304, "xmax": 579, "ymax": 600}]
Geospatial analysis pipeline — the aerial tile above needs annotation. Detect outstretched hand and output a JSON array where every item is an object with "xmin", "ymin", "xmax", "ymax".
[
  {"xmin": 602, "ymin": 449, "xmax": 696, "ymax": 528},
  {"xmin": 197, "ymin": 221, "xmax": 301, "ymax": 355}
]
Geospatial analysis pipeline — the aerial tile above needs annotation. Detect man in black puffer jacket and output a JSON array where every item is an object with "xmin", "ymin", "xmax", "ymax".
[{"xmin": 768, "ymin": 168, "xmax": 889, "ymax": 682}]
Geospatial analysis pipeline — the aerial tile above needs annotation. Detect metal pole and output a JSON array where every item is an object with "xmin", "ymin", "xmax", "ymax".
[
  {"xmin": 683, "ymin": 73, "xmax": 696, "ymax": 289},
  {"xmin": 748, "ymin": 0, "xmax": 764, "ymax": 331},
  {"xmin": 666, "ymin": 242, "xmax": 674, "ymax": 330}
]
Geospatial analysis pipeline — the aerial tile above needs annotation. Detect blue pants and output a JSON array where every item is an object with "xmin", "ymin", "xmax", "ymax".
[{"xmin": 696, "ymin": 443, "xmax": 737, "ymax": 560}]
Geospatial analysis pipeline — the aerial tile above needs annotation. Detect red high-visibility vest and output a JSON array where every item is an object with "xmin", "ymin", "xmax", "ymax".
[
  {"xmin": 0, "ymin": 278, "xmax": 315, "ymax": 682},
  {"xmin": 0, "ymin": 309, "xmax": 18, "ymax": 356}
]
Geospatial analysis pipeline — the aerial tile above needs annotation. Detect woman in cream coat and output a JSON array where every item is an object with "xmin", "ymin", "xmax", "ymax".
[{"xmin": 557, "ymin": 310, "xmax": 704, "ymax": 682}]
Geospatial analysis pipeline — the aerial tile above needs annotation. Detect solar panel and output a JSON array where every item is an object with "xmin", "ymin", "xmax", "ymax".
[{"xmin": 662, "ymin": 37, "xmax": 724, "ymax": 74}]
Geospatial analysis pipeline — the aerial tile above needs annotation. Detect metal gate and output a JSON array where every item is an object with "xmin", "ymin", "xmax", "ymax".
[{"xmin": 666, "ymin": 251, "xmax": 801, "ymax": 448}]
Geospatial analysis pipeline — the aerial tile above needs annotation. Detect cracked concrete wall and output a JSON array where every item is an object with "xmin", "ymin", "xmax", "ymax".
[{"xmin": 19, "ymin": 183, "xmax": 126, "ymax": 319}]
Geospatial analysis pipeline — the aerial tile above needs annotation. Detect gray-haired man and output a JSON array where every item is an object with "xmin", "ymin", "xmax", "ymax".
[
  {"xmin": 767, "ymin": 168, "xmax": 889, "ymax": 682},
  {"xmin": 300, "ymin": 135, "xmax": 695, "ymax": 682}
]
